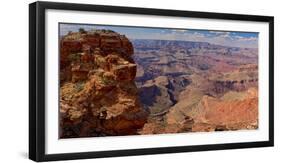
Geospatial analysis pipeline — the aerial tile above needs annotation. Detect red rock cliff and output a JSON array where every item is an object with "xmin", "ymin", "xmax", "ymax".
[{"xmin": 59, "ymin": 29, "xmax": 148, "ymax": 138}]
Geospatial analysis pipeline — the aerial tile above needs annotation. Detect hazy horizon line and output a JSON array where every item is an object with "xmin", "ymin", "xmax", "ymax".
[{"xmin": 59, "ymin": 23, "xmax": 259, "ymax": 48}]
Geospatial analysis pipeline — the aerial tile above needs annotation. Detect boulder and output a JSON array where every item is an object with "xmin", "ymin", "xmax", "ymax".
[{"xmin": 112, "ymin": 64, "xmax": 137, "ymax": 81}]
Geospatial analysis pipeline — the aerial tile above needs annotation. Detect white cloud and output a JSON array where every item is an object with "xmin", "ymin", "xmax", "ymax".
[
  {"xmin": 129, "ymin": 31, "xmax": 258, "ymax": 48},
  {"xmin": 234, "ymin": 36, "xmax": 258, "ymax": 41},
  {"xmin": 60, "ymin": 24, "xmax": 258, "ymax": 48},
  {"xmin": 171, "ymin": 29, "xmax": 188, "ymax": 33},
  {"xmin": 209, "ymin": 31, "xmax": 230, "ymax": 35}
]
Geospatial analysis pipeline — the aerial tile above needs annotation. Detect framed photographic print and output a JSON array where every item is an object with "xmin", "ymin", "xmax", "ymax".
[{"xmin": 29, "ymin": 1, "xmax": 274, "ymax": 162}]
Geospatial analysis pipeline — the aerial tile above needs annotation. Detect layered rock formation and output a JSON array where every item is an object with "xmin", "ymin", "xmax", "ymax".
[
  {"xmin": 138, "ymin": 76, "xmax": 190, "ymax": 114},
  {"xmin": 60, "ymin": 30, "xmax": 259, "ymax": 137},
  {"xmin": 140, "ymin": 64, "xmax": 258, "ymax": 134},
  {"xmin": 59, "ymin": 29, "xmax": 148, "ymax": 138},
  {"xmin": 161, "ymin": 66, "xmax": 258, "ymax": 133},
  {"xmin": 192, "ymin": 88, "xmax": 258, "ymax": 131}
]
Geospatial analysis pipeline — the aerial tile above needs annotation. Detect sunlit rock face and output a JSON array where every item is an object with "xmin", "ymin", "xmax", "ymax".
[{"xmin": 59, "ymin": 29, "xmax": 148, "ymax": 138}]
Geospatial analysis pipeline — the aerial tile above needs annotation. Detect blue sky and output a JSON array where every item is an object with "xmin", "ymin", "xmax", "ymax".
[{"xmin": 60, "ymin": 23, "xmax": 258, "ymax": 48}]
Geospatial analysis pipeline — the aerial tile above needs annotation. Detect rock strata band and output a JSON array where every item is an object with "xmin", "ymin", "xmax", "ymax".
[{"xmin": 59, "ymin": 28, "xmax": 258, "ymax": 138}]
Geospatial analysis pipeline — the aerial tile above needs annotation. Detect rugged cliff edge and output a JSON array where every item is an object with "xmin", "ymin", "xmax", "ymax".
[{"xmin": 59, "ymin": 29, "xmax": 148, "ymax": 138}]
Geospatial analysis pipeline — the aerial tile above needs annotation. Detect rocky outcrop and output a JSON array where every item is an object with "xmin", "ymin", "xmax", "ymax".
[
  {"xmin": 154, "ymin": 73, "xmax": 258, "ymax": 134},
  {"xmin": 60, "ymin": 30, "xmax": 134, "ymax": 72},
  {"xmin": 59, "ymin": 29, "xmax": 148, "ymax": 138},
  {"xmin": 192, "ymin": 88, "xmax": 258, "ymax": 131},
  {"xmin": 209, "ymin": 64, "xmax": 258, "ymax": 94},
  {"xmin": 212, "ymin": 78, "xmax": 258, "ymax": 93}
]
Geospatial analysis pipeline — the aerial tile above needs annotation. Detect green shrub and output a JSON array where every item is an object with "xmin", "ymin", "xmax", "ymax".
[
  {"xmin": 100, "ymin": 77, "xmax": 111, "ymax": 85},
  {"xmin": 75, "ymin": 81, "xmax": 85, "ymax": 92},
  {"xmin": 79, "ymin": 28, "xmax": 86, "ymax": 33},
  {"xmin": 68, "ymin": 53, "xmax": 80, "ymax": 62}
]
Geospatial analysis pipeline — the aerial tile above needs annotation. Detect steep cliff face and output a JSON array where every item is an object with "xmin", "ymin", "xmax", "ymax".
[
  {"xmin": 59, "ymin": 30, "xmax": 148, "ymax": 138},
  {"xmin": 209, "ymin": 64, "xmax": 258, "ymax": 94},
  {"xmin": 211, "ymin": 78, "xmax": 258, "ymax": 93}
]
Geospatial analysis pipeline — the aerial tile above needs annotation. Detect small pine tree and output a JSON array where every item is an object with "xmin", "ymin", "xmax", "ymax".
[{"xmin": 79, "ymin": 28, "xmax": 86, "ymax": 33}]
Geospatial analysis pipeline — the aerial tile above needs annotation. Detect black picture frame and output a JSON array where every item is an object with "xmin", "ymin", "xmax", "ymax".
[{"xmin": 29, "ymin": 1, "xmax": 274, "ymax": 162}]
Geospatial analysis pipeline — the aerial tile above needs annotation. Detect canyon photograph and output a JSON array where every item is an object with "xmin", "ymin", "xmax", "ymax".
[{"xmin": 59, "ymin": 23, "xmax": 259, "ymax": 138}]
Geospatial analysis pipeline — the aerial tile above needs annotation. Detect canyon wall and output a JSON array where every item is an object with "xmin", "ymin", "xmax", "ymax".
[{"xmin": 59, "ymin": 30, "xmax": 148, "ymax": 138}]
